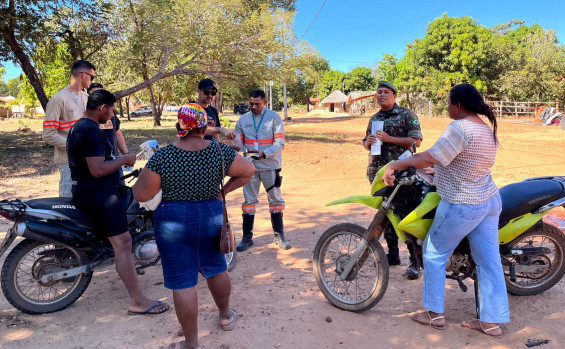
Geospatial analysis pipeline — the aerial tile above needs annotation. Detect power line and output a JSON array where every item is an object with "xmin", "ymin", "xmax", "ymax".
[{"xmin": 299, "ymin": 0, "xmax": 327, "ymax": 40}]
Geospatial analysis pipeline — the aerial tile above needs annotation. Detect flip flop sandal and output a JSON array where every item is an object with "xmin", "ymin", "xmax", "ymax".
[
  {"xmin": 220, "ymin": 309, "xmax": 238, "ymax": 331},
  {"xmin": 462, "ymin": 320, "xmax": 503, "ymax": 339},
  {"xmin": 411, "ymin": 311, "xmax": 447, "ymax": 330},
  {"xmin": 127, "ymin": 300, "xmax": 170, "ymax": 316}
]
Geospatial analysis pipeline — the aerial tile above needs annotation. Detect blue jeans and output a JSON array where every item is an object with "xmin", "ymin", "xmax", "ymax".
[
  {"xmin": 154, "ymin": 200, "xmax": 227, "ymax": 290},
  {"xmin": 422, "ymin": 194, "xmax": 510, "ymax": 323}
]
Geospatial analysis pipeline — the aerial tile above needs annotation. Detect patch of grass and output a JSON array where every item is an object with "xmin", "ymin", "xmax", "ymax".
[{"xmin": 285, "ymin": 131, "xmax": 349, "ymax": 144}]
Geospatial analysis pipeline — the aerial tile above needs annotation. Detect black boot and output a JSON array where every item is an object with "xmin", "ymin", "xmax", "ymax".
[
  {"xmin": 384, "ymin": 226, "xmax": 400, "ymax": 266},
  {"xmin": 405, "ymin": 240, "xmax": 421, "ymax": 279},
  {"xmin": 271, "ymin": 212, "xmax": 291, "ymax": 250},
  {"xmin": 236, "ymin": 214, "xmax": 254, "ymax": 252}
]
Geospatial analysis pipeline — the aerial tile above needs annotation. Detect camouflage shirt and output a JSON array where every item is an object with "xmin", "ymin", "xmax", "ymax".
[{"xmin": 363, "ymin": 104, "xmax": 423, "ymax": 181}]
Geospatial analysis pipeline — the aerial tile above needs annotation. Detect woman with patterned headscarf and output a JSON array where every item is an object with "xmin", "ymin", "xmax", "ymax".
[{"xmin": 133, "ymin": 103, "xmax": 254, "ymax": 348}]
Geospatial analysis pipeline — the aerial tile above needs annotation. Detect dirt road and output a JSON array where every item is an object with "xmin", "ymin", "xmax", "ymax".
[{"xmin": 1, "ymin": 112, "xmax": 564, "ymax": 348}]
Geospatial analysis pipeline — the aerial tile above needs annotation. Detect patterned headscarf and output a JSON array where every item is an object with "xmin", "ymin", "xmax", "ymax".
[{"xmin": 176, "ymin": 103, "xmax": 207, "ymax": 138}]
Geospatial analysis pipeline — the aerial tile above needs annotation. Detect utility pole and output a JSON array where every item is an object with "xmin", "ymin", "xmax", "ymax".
[
  {"xmin": 282, "ymin": 21, "xmax": 289, "ymax": 120},
  {"xmin": 269, "ymin": 80, "xmax": 273, "ymax": 110}
]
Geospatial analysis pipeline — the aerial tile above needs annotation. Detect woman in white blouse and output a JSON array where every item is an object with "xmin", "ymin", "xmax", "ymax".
[{"xmin": 383, "ymin": 84, "xmax": 509, "ymax": 339}]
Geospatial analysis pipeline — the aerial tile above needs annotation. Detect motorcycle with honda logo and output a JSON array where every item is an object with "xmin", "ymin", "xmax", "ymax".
[
  {"xmin": 0, "ymin": 141, "xmax": 236, "ymax": 314},
  {"xmin": 313, "ymin": 145, "xmax": 565, "ymax": 313}
]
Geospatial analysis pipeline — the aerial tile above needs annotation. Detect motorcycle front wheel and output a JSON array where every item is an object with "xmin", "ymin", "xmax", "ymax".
[
  {"xmin": 504, "ymin": 223, "xmax": 565, "ymax": 296},
  {"xmin": 1, "ymin": 239, "xmax": 92, "ymax": 314},
  {"xmin": 313, "ymin": 223, "xmax": 389, "ymax": 312}
]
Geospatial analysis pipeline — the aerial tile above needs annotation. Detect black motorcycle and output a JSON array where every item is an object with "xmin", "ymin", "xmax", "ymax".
[{"xmin": 0, "ymin": 170, "xmax": 237, "ymax": 314}]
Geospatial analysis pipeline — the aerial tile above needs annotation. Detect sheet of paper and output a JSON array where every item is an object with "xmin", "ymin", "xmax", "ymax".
[{"xmin": 371, "ymin": 121, "xmax": 384, "ymax": 155}]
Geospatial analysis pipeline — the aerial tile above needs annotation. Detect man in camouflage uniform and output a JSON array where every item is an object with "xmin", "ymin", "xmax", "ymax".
[{"xmin": 362, "ymin": 81, "xmax": 423, "ymax": 279}]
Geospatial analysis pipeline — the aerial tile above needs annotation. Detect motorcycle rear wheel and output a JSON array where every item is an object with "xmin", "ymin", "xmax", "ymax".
[
  {"xmin": 504, "ymin": 223, "xmax": 565, "ymax": 296},
  {"xmin": 1, "ymin": 239, "xmax": 92, "ymax": 314},
  {"xmin": 313, "ymin": 223, "xmax": 389, "ymax": 312}
]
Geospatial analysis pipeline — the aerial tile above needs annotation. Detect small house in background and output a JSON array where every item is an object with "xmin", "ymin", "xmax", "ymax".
[
  {"xmin": 0, "ymin": 95, "xmax": 16, "ymax": 118},
  {"xmin": 321, "ymin": 90, "xmax": 348, "ymax": 112},
  {"xmin": 308, "ymin": 97, "xmax": 319, "ymax": 112},
  {"xmin": 348, "ymin": 91, "xmax": 377, "ymax": 115}
]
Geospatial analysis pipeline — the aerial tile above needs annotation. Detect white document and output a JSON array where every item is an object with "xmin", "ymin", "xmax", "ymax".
[{"xmin": 371, "ymin": 121, "xmax": 384, "ymax": 155}]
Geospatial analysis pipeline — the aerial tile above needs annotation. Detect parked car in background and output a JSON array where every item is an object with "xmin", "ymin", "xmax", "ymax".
[
  {"xmin": 233, "ymin": 103, "xmax": 250, "ymax": 114},
  {"xmin": 165, "ymin": 104, "xmax": 180, "ymax": 112},
  {"xmin": 130, "ymin": 106, "xmax": 153, "ymax": 117}
]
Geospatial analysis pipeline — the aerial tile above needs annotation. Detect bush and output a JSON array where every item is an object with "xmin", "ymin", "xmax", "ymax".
[
  {"xmin": 290, "ymin": 104, "xmax": 306, "ymax": 113},
  {"xmin": 220, "ymin": 116, "xmax": 232, "ymax": 129}
]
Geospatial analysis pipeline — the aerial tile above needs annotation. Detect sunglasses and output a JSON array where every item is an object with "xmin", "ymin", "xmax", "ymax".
[
  {"xmin": 203, "ymin": 90, "xmax": 217, "ymax": 96},
  {"xmin": 81, "ymin": 71, "xmax": 96, "ymax": 81}
]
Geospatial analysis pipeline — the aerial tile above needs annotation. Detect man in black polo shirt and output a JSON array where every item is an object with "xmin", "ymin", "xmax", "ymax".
[
  {"xmin": 67, "ymin": 90, "xmax": 169, "ymax": 316},
  {"xmin": 194, "ymin": 78, "xmax": 236, "ymax": 141}
]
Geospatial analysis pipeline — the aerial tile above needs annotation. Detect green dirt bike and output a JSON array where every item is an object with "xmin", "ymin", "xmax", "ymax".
[{"xmin": 313, "ymin": 151, "xmax": 565, "ymax": 312}]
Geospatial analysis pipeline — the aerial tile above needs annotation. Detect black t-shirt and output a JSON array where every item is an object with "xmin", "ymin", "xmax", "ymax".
[
  {"xmin": 67, "ymin": 118, "xmax": 120, "ymax": 196},
  {"xmin": 99, "ymin": 114, "xmax": 121, "ymax": 156},
  {"xmin": 203, "ymin": 105, "xmax": 220, "ymax": 141}
]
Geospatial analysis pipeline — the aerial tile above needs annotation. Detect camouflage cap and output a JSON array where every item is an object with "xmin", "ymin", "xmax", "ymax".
[{"xmin": 377, "ymin": 81, "xmax": 398, "ymax": 94}]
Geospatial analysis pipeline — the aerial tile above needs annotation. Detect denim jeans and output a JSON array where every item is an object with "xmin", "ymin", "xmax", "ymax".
[
  {"xmin": 154, "ymin": 199, "xmax": 227, "ymax": 289},
  {"xmin": 422, "ymin": 194, "xmax": 510, "ymax": 323}
]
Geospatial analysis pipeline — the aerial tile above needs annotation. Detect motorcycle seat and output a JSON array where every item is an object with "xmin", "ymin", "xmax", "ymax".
[
  {"xmin": 25, "ymin": 197, "xmax": 93, "ymax": 222},
  {"xmin": 499, "ymin": 179, "xmax": 564, "ymax": 225}
]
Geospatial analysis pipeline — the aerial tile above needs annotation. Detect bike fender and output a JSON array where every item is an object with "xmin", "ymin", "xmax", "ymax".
[
  {"xmin": 386, "ymin": 211, "xmax": 406, "ymax": 242},
  {"xmin": 397, "ymin": 192, "xmax": 440, "ymax": 241},
  {"xmin": 498, "ymin": 212, "xmax": 548, "ymax": 244},
  {"xmin": 326, "ymin": 195, "xmax": 383, "ymax": 209}
]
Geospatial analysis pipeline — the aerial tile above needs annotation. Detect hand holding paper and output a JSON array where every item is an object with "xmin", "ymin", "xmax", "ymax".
[{"xmin": 371, "ymin": 121, "xmax": 384, "ymax": 155}]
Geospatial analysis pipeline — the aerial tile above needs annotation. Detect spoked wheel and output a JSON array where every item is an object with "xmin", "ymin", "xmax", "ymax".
[
  {"xmin": 313, "ymin": 223, "xmax": 388, "ymax": 312},
  {"xmin": 503, "ymin": 223, "xmax": 565, "ymax": 296},
  {"xmin": 1, "ymin": 240, "xmax": 92, "ymax": 314}
]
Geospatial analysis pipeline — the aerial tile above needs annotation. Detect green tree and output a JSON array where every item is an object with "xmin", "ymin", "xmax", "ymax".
[
  {"xmin": 1, "ymin": 0, "xmax": 112, "ymax": 109},
  {"xmin": 496, "ymin": 28, "xmax": 565, "ymax": 102},
  {"xmin": 0, "ymin": 67, "xmax": 7, "ymax": 94},
  {"xmin": 19, "ymin": 40, "xmax": 71, "ymax": 106},
  {"xmin": 319, "ymin": 70, "xmax": 345, "ymax": 98},
  {"xmin": 344, "ymin": 67, "xmax": 375, "ymax": 93},
  {"xmin": 373, "ymin": 53, "xmax": 398, "ymax": 83},
  {"xmin": 94, "ymin": 0, "xmax": 299, "ymax": 125},
  {"xmin": 397, "ymin": 14, "xmax": 497, "ymax": 103},
  {"xmin": 6, "ymin": 77, "xmax": 21, "ymax": 97}
]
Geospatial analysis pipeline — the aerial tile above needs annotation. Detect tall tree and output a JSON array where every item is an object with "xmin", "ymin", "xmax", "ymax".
[
  {"xmin": 96, "ymin": 0, "xmax": 298, "ymax": 125},
  {"xmin": 319, "ymin": 70, "xmax": 345, "ymax": 98},
  {"xmin": 397, "ymin": 14, "xmax": 497, "ymax": 103},
  {"xmin": 0, "ymin": 0, "xmax": 112, "ymax": 109},
  {"xmin": 344, "ymin": 67, "xmax": 375, "ymax": 93},
  {"xmin": 373, "ymin": 53, "xmax": 398, "ymax": 83}
]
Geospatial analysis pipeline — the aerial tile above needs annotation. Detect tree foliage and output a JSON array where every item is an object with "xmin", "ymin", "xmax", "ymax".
[
  {"xmin": 0, "ymin": 0, "xmax": 113, "ymax": 109},
  {"xmin": 344, "ymin": 67, "xmax": 375, "ymax": 93},
  {"xmin": 319, "ymin": 70, "xmax": 345, "ymax": 98},
  {"xmin": 391, "ymin": 14, "xmax": 565, "ymax": 108}
]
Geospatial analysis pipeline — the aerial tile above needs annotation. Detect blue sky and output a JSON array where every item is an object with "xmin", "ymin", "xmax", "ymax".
[
  {"xmin": 294, "ymin": 0, "xmax": 565, "ymax": 72},
  {"xmin": 2, "ymin": 0, "xmax": 565, "ymax": 81}
]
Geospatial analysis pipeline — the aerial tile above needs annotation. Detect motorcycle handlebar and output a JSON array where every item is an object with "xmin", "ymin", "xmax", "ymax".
[{"xmin": 392, "ymin": 166, "xmax": 417, "ymax": 185}]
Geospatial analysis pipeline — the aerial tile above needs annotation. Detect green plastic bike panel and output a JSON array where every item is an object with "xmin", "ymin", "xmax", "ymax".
[
  {"xmin": 371, "ymin": 164, "xmax": 391, "ymax": 196},
  {"xmin": 498, "ymin": 212, "xmax": 548, "ymax": 244},
  {"xmin": 397, "ymin": 192, "xmax": 441, "ymax": 241},
  {"xmin": 386, "ymin": 211, "xmax": 406, "ymax": 242},
  {"xmin": 326, "ymin": 195, "xmax": 383, "ymax": 209}
]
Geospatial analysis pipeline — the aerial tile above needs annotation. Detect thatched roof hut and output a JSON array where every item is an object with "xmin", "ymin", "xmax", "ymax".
[{"xmin": 321, "ymin": 90, "xmax": 348, "ymax": 112}]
